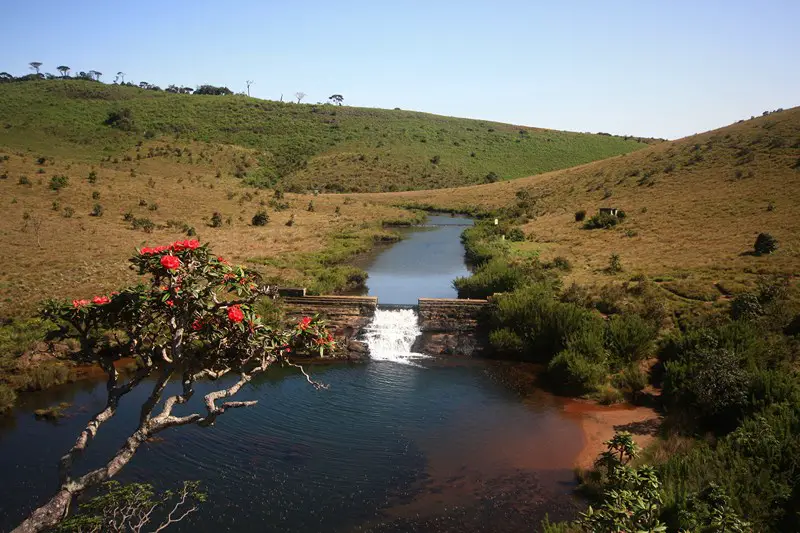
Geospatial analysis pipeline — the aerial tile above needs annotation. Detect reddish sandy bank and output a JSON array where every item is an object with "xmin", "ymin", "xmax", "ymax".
[{"xmin": 562, "ymin": 399, "xmax": 662, "ymax": 470}]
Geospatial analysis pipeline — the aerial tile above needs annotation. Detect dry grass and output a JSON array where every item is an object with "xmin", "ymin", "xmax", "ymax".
[
  {"xmin": 0, "ymin": 148, "xmax": 414, "ymax": 317},
  {"xmin": 360, "ymin": 107, "xmax": 800, "ymax": 295}
]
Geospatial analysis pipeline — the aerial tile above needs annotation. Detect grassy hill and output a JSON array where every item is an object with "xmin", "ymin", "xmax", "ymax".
[
  {"xmin": 0, "ymin": 80, "xmax": 651, "ymax": 193},
  {"xmin": 364, "ymin": 107, "xmax": 800, "ymax": 303}
]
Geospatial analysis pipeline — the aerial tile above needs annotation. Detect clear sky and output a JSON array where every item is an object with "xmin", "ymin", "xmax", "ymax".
[{"xmin": 2, "ymin": 0, "xmax": 798, "ymax": 139}]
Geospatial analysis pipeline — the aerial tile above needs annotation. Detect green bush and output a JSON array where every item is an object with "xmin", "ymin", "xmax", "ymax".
[
  {"xmin": 584, "ymin": 212, "xmax": 620, "ymax": 229},
  {"xmin": 49, "ymin": 174, "xmax": 69, "ymax": 191},
  {"xmin": 753, "ymin": 232, "xmax": 777, "ymax": 255},
  {"xmin": 105, "ymin": 107, "xmax": 134, "ymax": 131},
  {"xmin": 730, "ymin": 292, "xmax": 763, "ymax": 321},
  {"xmin": 663, "ymin": 346, "xmax": 750, "ymax": 430},
  {"xmin": 574, "ymin": 210, "xmax": 586, "ymax": 222},
  {"xmin": 488, "ymin": 327, "xmax": 524, "ymax": 356},
  {"xmin": 453, "ymin": 257, "xmax": 529, "ymax": 299},
  {"xmin": 606, "ymin": 313, "xmax": 656, "ymax": 363},
  {"xmin": 131, "ymin": 217, "xmax": 155, "ymax": 232},
  {"xmin": 251, "ymin": 210, "xmax": 269, "ymax": 226},
  {"xmin": 0, "ymin": 383, "xmax": 16, "ymax": 414},
  {"xmin": 90, "ymin": 203, "xmax": 104, "ymax": 217},
  {"xmin": 492, "ymin": 285, "xmax": 603, "ymax": 362},
  {"xmin": 614, "ymin": 364, "xmax": 648, "ymax": 393},
  {"xmin": 548, "ymin": 349, "xmax": 608, "ymax": 395},
  {"xmin": 550, "ymin": 256, "xmax": 572, "ymax": 271},
  {"xmin": 506, "ymin": 227, "xmax": 525, "ymax": 242},
  {"xmin": 210, "ymin": 212, "xmax": 223, "ymax": 228}
]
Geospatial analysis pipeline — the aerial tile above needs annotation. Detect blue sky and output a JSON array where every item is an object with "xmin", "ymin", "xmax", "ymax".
[{"xmin": 2, "ymin": 0, "xmax": 798, "ymax": 139}]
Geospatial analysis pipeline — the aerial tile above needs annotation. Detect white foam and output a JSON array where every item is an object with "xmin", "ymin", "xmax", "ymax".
[{"xmin": 364, "ymin": 308, "xmax": 428, "ymax": 365}]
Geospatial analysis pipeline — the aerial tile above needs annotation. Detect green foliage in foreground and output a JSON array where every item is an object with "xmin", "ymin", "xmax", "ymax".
[
  {"xmin": 0, "ymin": 80, "xmax": 648, "ymax": 192},
  {"xmin": 546, "ymin": 432, "xmax": 751, "ymax": 532},
  {"xmin": 55, "ymin": 481, "xmax": 206, "ymax": 533}
]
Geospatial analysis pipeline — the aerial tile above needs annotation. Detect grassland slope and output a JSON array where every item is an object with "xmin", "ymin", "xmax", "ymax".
[
  {"xmin": 0, "ymin": 80, "xmax": 650, "ymax": 193},
  {"xmin": 363, "ymin": 107, "xmax": 800, "ymax": 299}
]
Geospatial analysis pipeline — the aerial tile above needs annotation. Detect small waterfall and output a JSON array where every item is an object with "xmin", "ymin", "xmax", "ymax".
[{"xmin": 364, "ymin": 308, "xmax": 428, "ymax": 365}]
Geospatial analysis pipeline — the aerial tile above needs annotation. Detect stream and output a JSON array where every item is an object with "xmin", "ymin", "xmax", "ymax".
[{"xmin": 0, "ymin": 214, "xmax": 587, "ymax": 532}]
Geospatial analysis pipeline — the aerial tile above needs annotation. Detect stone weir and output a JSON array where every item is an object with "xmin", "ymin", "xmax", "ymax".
[
  {"xmin": 280, "ymin": 289, "xmax": 492, "ymax": 359},
  {"xmin": 413, "ymin": 298, "xmax": 492, "ymax": 357},
  {"xmin": 280, "ymin": 291, "xmax": 378, "ymax": 360}
]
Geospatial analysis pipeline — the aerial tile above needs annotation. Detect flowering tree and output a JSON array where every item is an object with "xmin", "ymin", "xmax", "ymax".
[{"xmin": 15, "ymin": 240, "xmax": 335, "ymax": 533}]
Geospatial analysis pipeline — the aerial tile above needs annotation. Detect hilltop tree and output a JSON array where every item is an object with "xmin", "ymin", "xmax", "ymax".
[
  {"xmin": 295, "ymin": 91, "xmax": 306, "ymax": 104},
  {"xmin": 0, "ymin": 72, "xmax": 13, "ymax": 83},
  {"xmin": 29, "ymin": 62, "xmax": 42, "ymax": 74},
  {"xmin": 328, "ymin": 94, "xmax": 344, "ymax": 106},
  {"xmin": 88, "ymin": 70, "xmax": 102, "ymax": 82},
  {"xmin": 56, "ymin": 66, "xmax": 70, "ymax": 78},
  {"xmin": 116, "ymin": 71, "xmax": 125, "ymax": 84},
  {"xmin": 245, "ymin": 79, "xmax": 253, "ymax": 97},
  {"xmin": 195, "ymin": 85, "xmax": 233, "ymax": 96},
  {"xmin": 13, "ymin": 240, "xmax": 335, "ymax": 532}
]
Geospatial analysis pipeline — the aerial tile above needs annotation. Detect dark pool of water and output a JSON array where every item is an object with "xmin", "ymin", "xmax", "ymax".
[
  {"xmin": 0, "ymin": 361, "xmax": 583, "ymax": 532},
  {"xmin": 349, "ymin": 214, "xmax": 473, "ymax": 305}
]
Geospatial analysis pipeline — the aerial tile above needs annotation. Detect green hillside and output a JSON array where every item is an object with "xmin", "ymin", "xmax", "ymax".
[{"xmin": 0, "ymin": 80, "xmax": 652, "ymax": 192}]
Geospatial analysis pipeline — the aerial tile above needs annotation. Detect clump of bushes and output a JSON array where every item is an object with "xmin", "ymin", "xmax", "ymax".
[
  {"xmin": 584, "ymin": 211, "xmax": 625, "ymax": 229},
  {"xmin": 105, "ymin": 107, "xmax": 135, "ymax": 131},
  {"xmin": 574, "ymin": 210, "xmax": 586, "ymax": 222},
  {"xmin": 87, "ymin": 170, "xmax": 97, "ymax": 184},
  {"xmin": 210, "ymin": 212, "xmax": 223, "ymax": 228},
  {"xmin": 49, "ymin": 175, "xmax": 69, "ymax": 191},
  {"xmin": 453, "ymin": 257, "xmax": 532, "ymax": 299},
  {"xmin": 753, "ymin": 232, "xmax": 777, "ymax": 255},
  {"xmin": 18, "ymin": 176, "xmax": 31, "ymax": 186},
  {"xmin": 251, "ymin": 210, "xmax": 269, "ymax": 226},
  {"xmin": 131, "ymin": 217, "xmax": 155, "ymax": 232},
  {"xmin": 506, "ymin": 227, "xmax": 525, "ymax": 242}
]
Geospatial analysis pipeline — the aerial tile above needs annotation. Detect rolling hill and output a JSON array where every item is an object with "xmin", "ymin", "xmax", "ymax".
[
  {"xmin": 0, "ymin": 79, "xmax": 651, "ymax": 193},
  {"xmin": 366, "ymin": 107, "xmax": 800, "ymax": 301}
]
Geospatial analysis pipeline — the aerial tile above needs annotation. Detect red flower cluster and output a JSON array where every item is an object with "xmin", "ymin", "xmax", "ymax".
[
  {"xmin": 191, "ymin": 319, "xmax": 204, "ymax": 331},
  {"xmin": 227, "ymin": 305, "xmax": 245, "ymax": 323},
  {"xmin": 171, "ymin": 239, "xmax": 200, "ymax": 251},
  {"xmin": 139, "ymin": 240, "xmax": 200, "ymax": 255},
  {"xmin": 299, "ymin": 316, "xmax": 312, "ymax": 330},
  {"xmin": 160, "ymin": 255, "xmax": 181, "ymax": 270},
  {"xmin": 92, "ymin": 295, "xmax": 111, "ymax": 305},
  {"xmin": 72, "ymin": 299, "xmax": 90, "ymax": 308},
  {"xmin": 165, "ymin": 300, "xmax": 175, "ymax": 307}
]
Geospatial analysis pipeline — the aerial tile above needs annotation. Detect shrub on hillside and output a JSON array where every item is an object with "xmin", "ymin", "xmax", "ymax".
[
  {"xmin": 730, "ymin": 292, "xmax": 763, "ymax": 321},
  {"xmin": 492, "ymin": 285, "xmax": 603, "ymax": 361},
  {"xmin": 488, "ymin": 328, "xmax": 524, "ymax": 356},
  {"xmin": 506, "ymin": 227, "xmax": 525, "ymax": 242},
  {"xmin": 105, "ymin": 107, "xmax": 135, "ymax": 131},
  {"xmin": 453, "ymin": 257, "xmax": 527, "ymax": 299},
  {"xmin": 210, "ymin": 212, "xmax": 223, "ymax": 228},
  {"xmin": 484, "ymin": 171, "xmax": 499, "ymax": 183},
  {"xmin": 606, "ymin": 313, "xmax": 656, "ymax": 363},
  {"xmin": 251, "ymin": 210, "xmax": 269, "ymax": 226},
  {"xmin": 49, "ymin": 175, "xmax": 69, "ymax": 191},
  {"xmin": 548, "ymin": 349, "xmax": 608, "ymax": 395},
  {"xmin": 87, "ymin": 170, "xmax": 97, "ymax": 184},
  {"xmin": 583, "ymin": 212, "xmax": 621, "ymax": 229},
  {"xmin": 574, "ymin": 210, "xmax": 586, "ymax": 222},
  {"xmin": 90, "ymin": 203, "xmax": 104, "ymax": 217},
  {"xmin": 131, "ymin": 217, "xmax": 155, "ymax": 232},
  {"xmin": 549, "ymin": 256, "xmax": 572, "ymax": 272},
  {"xmin": 753, "ymin": 232, "xmax": 777, "ymax": 255}
]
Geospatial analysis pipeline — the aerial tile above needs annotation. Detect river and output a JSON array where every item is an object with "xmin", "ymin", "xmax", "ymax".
[{"xmin": 0, "ymin": 214, "xmax": 587, "ymax": 532}]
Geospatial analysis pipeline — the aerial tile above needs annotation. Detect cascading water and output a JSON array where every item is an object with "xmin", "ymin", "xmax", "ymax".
[{"xmin": 364, "ymin": 308, "xmax": 428, "ymax": 365}]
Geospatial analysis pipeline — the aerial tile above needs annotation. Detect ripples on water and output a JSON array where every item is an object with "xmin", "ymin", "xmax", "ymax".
[{"xmin": 0, "ymin": 361, "xmax": 584, "ymax": 532}]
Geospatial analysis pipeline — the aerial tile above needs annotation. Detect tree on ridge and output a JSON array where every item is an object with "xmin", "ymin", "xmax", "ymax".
[
  {"xmin": 29, "ymin": 62, "xmax": 42, "ymax": 74},
  {"xmin": 56, "ymin": 66, "xmax": 70, "ymax": 78},
  {"xmin": 295, "ymin": 91, "xmax": 306, "ymax": 104}
]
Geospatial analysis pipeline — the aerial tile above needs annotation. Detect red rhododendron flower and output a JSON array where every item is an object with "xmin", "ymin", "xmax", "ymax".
[
  {"xmin": 92, "ymin": 296, "xmax": 111, "ymax": 305},
  {"xmin": 217, "ymin": 256, "xmax": 229, "ymax": 264},
  {"xmin": 160, "ymin": 255, "xmax": 181, "ymax": 270},
  {"xmin": 191, "ymin": 319, "xmax": 203, "ymax": 331},
  {"xmin": 299, "ymin": 316, "xmax": 312, "ymax": 330},
  {"xmin": 165, "ymin": 300, "xmax": 175, "ymax": 307},
  {"xmin": 72, "ymin": 299, "xmax": 90, "ymax": 308},
  {"xmin": 227, "ymin": 305, "xmax": 244, "ymax": 323}
]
